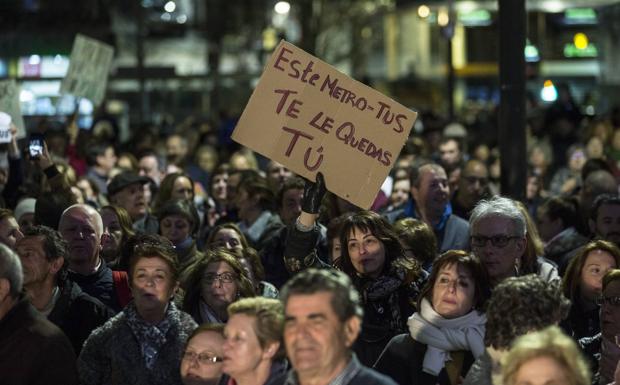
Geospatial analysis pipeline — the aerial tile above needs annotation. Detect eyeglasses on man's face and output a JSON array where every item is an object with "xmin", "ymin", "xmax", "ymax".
[
  {"xmin": 470, "ymin": 235, "xmax": 521, "ymax": 248},
  {"xmin": 182, "ymin": 351, "xmax": 223, "ymax": 365}
]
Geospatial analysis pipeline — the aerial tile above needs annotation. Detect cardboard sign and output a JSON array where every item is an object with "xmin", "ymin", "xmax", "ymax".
[
  {"xmin": 0, "ymin": 112, "xmax": 12, "ymax": 143},
  {"xmin": 60, "ymin": 34, "xmax": 114, "ymax": 106},
  {"xmin": 232, "ymin": 40, "xmax": 417, "ymax": 209},
  {"xmin": 0, "ymin": 80, "xmax": 25, "ymax": 139}
]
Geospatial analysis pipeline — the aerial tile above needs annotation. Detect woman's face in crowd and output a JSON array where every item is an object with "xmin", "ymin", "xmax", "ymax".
[
  {"xmin": 211, "ymin": 229, "xmax": 243, "ymax": 252},
  {"xmin": 101, "ymin": 209, "xmax": 123, "ymax": 255},
  {"xmin": 346, "ymin": 226, "xmax": 386, "ymax": 278},
  {"xmin": 160, "ymin": 214, "xmax": 192, "ymax": 246},
  {"xmin": 601, "ymin": 279, "xmax": 620, "ymax": 340},
  {"xmin": 201, "ymin": 261, "xmax": 239, "ymax": 311},
  {"xmin": 131, "ymin": 256, "xmax": 176, "ymax": 315},
  {"xmin": 172, "ymin": 177, "xmax": 194, "ymax": 201},
  {"xmin": 512, "ymin": 355, "xmax": 569, "ymax": 385},
  {"xmin": 181, "ymin": 330, "xmax": 225, "ymax": 385},
  {"xmin": 211, "ymin": 173, "xmax": 228, "ymax": 203},
  {"xmin": 432, "ymin": 263, "xmax": 475, "ymax": 319},
  {"xmin": 234, "ymin": 188, "xmax": 257, "ymax": 220},
  {"xmin": 568, "ymin": 149, "xmax": 586, "ymax": 172},
  {"xmin": 222, "ymin": 314, "xmax": 273, "ymax": 378},
  {"xmin": 580, "ymin": 249, "xmax": 616, "ymax": 304}
]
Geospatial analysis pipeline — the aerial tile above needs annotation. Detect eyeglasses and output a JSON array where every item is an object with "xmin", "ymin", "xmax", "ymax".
[
  {"xmin": 597, "ymin": 296, "xmax": 620, "ymax": 306},
  {"xmin": 182, "ymin": 351, "xmax": 223, "ymax": 364},
  {"xmin": 470, "ymin": 235, "xmax": 521, "ymax": 248},
  {"xmin": 203, "ymin": 272, "xmax": 237, "ymax": 285}
]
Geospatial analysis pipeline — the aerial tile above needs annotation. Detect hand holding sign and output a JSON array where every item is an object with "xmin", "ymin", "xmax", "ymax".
[
  {"xmin": 0, "ymin": 112, "xmax": 12, "ymax": 144},
  {"xmin": 232, "ymin": 41, "xmax": 417, "ymax": 209}
]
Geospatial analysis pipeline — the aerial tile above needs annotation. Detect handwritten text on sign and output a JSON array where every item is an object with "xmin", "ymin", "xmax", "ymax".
[{"xmin": 232, "ymin": 40, "xmax": 417, "ymax": 209}]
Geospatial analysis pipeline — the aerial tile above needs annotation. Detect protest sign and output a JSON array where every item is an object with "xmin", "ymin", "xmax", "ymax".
[
  {"xmin": 0, "ymin": 79, "xmax": 26, "ymax": 139},
  {"xmin": 60, "ymin": 34, "xmax": 114, "ymax": 106},
  {"xmin": 232, "ymin": 40, "xmax": 417, "ymax": 209}
]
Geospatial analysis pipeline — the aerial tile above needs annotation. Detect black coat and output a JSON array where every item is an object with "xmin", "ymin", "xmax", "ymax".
[
  {"xmin": 49, "ymin": 278, "xmax": 113, "ymax": 354},
  {"xmin": 374, "ymin": 334, "xmax": 475, "ymax": 385},
  {"xmin": 0, "ymin": 298, "xmax": 78, "ymax": 385}
]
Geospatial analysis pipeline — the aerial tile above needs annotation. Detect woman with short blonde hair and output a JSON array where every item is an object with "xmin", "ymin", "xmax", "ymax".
[{"xmin": 501, "ymin": 326, "xmax": 590, "ymax": 385}]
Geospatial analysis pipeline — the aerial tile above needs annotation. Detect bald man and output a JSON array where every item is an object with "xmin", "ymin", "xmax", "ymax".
[{"xmin": 59, "ymin": 204, "xmax": 129, "ymax": 313}]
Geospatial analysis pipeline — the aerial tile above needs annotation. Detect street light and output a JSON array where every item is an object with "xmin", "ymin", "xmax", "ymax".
[{"xmin": 274, "ymin": 1, "xmax": 290, "ymax": 15}]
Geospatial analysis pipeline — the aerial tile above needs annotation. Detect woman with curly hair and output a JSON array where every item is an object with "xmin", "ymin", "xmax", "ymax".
[
  {"xmin": 374, "ymin": 250, "xmax": 491, "ymax": 385},
  {"xmin": 462, "ymin": 275, "xmax": 570, "ymax": 385},
  {"xmin": 561, "ymin": 240, "xmax": 620, "ymax": 341},
  {"xmin": 501, "ymin": 326, "xmax": 590, "ymax": 385},
  {"xmin": 182, "ymin": 250, "xmax": 255, "ymax": 324},
  {"xmin": 283, "ymin": 174, "xmax": 427, "ymax": 367}
]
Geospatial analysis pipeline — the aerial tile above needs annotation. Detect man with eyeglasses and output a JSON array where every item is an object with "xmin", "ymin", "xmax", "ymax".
[
  {"xmin": 451, "ymin": 159, "xmax": 491, "ymax": 220},
  {"xmin": 469, "ymin": 196, "xmax": 558, "ymax": 286}
]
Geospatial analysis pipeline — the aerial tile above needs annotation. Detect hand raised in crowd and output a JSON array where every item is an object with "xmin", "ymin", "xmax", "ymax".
[
  {"xmin": 29, "ymin": 138, "xmax": 53, "ymax": 170},
  {"xmin": 298, "ymin": 172, "xmax": 327, "ymax": 228}
]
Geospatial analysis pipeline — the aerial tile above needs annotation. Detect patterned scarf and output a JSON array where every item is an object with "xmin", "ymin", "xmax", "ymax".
[
  {"xmin": 125, "ymin": 301, "xmax": 179, "ymax": 369},
  {"xmin": 359, "ymin": 264, "xmax": 407, "ymax": 333}
]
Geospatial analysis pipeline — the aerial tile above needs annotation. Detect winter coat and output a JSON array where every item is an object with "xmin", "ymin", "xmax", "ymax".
[
  {"xmin": 0, "ymin": 298, "xmax": 78, "ymax": 385},
  {"xmin": 374, "ymin": 334, "xmax": 475, "ymax": 385},
  {"xmin": 49, "ymin": 278, "xmax": 113, "ymax": 354},
  {"xmin": 77, "ymin": 302, "xmax": 197, "ymax": 385}
]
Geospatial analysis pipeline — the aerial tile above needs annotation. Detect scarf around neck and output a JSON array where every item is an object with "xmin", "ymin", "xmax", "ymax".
[
  {"xmin": 408, "ymin": 298, "xmax": 486, "ymax": 376},
  {"xmin": 125, "ymin": 301, "xmax": 179, "ymax": 369}
]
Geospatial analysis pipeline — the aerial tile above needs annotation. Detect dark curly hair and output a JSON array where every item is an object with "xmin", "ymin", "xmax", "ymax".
[
  {"xmin": 338, "ymin": 210, "xmax": 421, "ymax": 282},
  {"xmin": 22, "ymin": 225, "xmax": 68, "ymax": 262},
  {"xmin": 393, "ymin": 217, "xmax": 438, "ymax": 266},
  {"xmin": 484, "ymin": 274, "xmax": 570, "ymax": 349}
]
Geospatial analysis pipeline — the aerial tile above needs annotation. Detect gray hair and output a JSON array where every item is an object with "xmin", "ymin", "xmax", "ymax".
[
  {"xmin": 0, "ymin": 243, "xmax": 23, "ymax": 298},
  {"xmin": 469, "ymin": 196, "xmax": 527, "ymax": 237}
]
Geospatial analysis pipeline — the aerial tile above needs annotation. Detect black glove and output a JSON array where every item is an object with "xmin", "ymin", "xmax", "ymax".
[{"xmin": 302, "ymin": 172, "xmax": 327, "ymax": 214}]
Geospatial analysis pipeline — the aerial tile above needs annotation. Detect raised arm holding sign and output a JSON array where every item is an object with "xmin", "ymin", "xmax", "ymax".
[{"xmin": 232, "ymin": 40, "xmax": 417, "ymax": 209}]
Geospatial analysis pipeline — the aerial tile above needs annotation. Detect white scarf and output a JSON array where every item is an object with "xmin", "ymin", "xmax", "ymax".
[{"xmin": 408, "ymin": 298, "xmax": 486, "ymax": 376}]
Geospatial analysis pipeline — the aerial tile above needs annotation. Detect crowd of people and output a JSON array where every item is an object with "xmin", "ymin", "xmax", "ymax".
[{"xmin": 0, "ymin": 96, "xmax": 620, "ymax": 385}]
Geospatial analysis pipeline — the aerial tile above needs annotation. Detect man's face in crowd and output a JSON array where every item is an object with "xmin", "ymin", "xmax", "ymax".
[
  {"xmin": 139, "ymin": 155, "xmax": 162, "ymax": 186},
  {"xmin": 279, "ymin": 188, "xmax": 303, "ymax": 227},
  {"xmin": 110, "ymin": 183, "xmax": 147, "ymax": 221},
  {"xmin": 59, "ymin": 207, "xmax": 102, "ymax": 268},
  {"xmin": 0, "ymin": 216, "xmax": 23, "ymax": 249},
  {"xmin": 284, "ymin": 291, "xmax": 359, "ymax": 382},
  {"xmin": 16, "ymin": 235, "xmax": 62, "ymax": 286},
  {"xmin": 470, "ymin": 215, "xmax": 526, "ymax": 284},
  {"xmin": 458, "ymin": 161, "xmax": 489, "ymax": 206},
  {"xmin": 536, "ymin": 207, "xmax": 563, "ymax": 243},
  {"xmin": 412, "ymin": 165, "xmax": 450, "ymax": 216},
  {"xmin": 267, "ymin": 161, "xmax": 293, "ymax": 190},
  {"xmin": 591, "ymin": 203, "xmax": 620, "ymax": 245},
  {"xmin": 439, "ymin": 139, "xmax": 461, "ymax": 169}
]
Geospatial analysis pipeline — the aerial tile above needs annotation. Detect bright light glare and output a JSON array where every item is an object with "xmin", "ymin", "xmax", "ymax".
[
  {"xmin": 29, "ymin": 55, "xmax": 41, "ymax": 65},
  {"xmin": 274, "ymin": 1, "xmax": 291, "ymax": 15},
  {"xmin": 164, "ymin": 1, "xmax": 176, "ymax": 13},
  {"xmin": 438, "ymin": 9, "xmax": 450, "ymax": 26},
  {"xmin": 20, "ymin": 90, "xmax": 35, "ymax": 102},
  {"xmin": 542, "ymin": 1, "xmax": 564, "ymax": 13},
  {"xmin": 177, "ymin": 14, "xmax": 187, "ymax": 24},
  {"xmin": 574, "ymin": 33, "xmax": 588, "ymax": 49},
  {"xmin": 541, "ymin": 80, "xmax": 558, "ymax": 102},
  {"xmin": 418, "ymin": 5, "xmax": 430, "ymax": 18}
]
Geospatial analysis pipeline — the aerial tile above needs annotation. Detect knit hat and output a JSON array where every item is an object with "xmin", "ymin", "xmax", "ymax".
[{"xmin": 14, "ymin": 198, "xmax": 36, "ymax": 222}]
